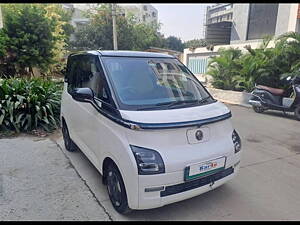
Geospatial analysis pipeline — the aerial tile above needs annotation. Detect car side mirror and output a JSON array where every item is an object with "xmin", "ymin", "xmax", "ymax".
[{"xmin": 71, "ymin": 88, "xmax": 94, "ymax": 102}]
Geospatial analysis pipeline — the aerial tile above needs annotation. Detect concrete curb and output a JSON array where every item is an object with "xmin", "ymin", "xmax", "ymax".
[
  {"xmin": 206, "ymin": 87, "xmax": 252, "ymax": 108},
  {"xmin": 216, "ymin": 99, "xmax": 252, "ymax": 108}
]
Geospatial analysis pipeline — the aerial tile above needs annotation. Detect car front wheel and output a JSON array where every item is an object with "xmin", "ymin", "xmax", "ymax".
[{"xmin": 106, "ymin": 163, "xmax": 131, "ymax": 214}]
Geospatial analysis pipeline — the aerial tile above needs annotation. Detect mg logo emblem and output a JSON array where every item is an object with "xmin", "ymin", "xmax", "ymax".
[{"xmin": 195, "ymin": 130, "xmax": 203, "ymax": 141}]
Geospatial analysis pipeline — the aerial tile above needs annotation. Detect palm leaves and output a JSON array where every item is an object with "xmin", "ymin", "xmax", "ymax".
[
  {"xmin": 207, "ymin": 32, "xmax": 300, "ymax": 92},
  {"xmin": 207, "ymin": 47, "xmax": 242, "ymax": 90}
]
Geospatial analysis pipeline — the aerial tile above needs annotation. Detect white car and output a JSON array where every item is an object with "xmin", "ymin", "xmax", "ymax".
[{"xmin": 60, "ymin": 50, "xmax": 242, "ymax": 214}]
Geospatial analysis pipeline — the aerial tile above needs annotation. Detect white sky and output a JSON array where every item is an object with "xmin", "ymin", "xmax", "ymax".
[{"xmin": 152, "ymin": 4, "xmax": 212, "ymax": 41}]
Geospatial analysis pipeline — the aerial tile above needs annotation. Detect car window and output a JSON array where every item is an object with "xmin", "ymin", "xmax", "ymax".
[
  {"xmin": 102, "ymin": 57, "xmax": 212, "ymax": 110},
  {"xmin": 67, "ymin": 55, "xmax": 110, "ymax": 103}
]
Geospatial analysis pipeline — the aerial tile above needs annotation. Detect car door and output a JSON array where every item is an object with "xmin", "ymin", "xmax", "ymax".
[
  {"xmin": 71, "ymin": 54, "xmax": 117, "ymax": 168},
  {"xmin": 63, "ymin": 55, "xmax": 83, "ymax": 145}
]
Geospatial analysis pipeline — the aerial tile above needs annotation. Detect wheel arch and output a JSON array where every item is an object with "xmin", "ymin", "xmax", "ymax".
[{"xmin": 102, "ymin": 157, "xmax": 117, "ymax": 185}]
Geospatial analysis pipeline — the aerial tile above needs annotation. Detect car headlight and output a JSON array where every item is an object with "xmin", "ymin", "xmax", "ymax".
[
  {"xmin": 130, "ymin": 145, "xmax": 165, "ymax": 175},
  {"xmin": 232, "ymin": 130, "xmax": 241, "ymax": 153}
]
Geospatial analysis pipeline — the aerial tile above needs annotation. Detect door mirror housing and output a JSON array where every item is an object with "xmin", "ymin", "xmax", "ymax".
[{"xmin": 71, "ymin": 88, "xmax": 94, "ymax": 102}]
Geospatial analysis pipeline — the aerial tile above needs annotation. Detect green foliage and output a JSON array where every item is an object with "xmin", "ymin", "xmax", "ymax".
[
  {"xmin": 2, "ymin": 4, "xmax": 57, "ymax": 74},
  {"xmin": 131, "ymin": 22, "xmax": 165, "ymax": 51},
  {"xmin": 163, "ymin": 36, "xmax": 184, "ymax": 52},
  {"xmin": 184, "ymin": 39, "xmax": 207, "ymax": 49},
  {"xmin": 0, "ymin": 29, "xmax": 8, "ymax": 59},
  {"xmin": 207, "ymin": 33, "xmax": 300, "ymax": 92},
  {"xmin": 207, "ymin": 47, "xmax": 242, "ymax": 90},
  {"xmin": 70, "ymin": 4, "xmax": 134, "ymax": 50},
  {"xmin": 0, "ymin": 4, "xmax": 73, "ymax": 77},
  {"xmin": 43, "ymin": 4, "xmax": 74, "ymax": 75},
  {"xmin": 0, "ymin": 77, "xmax": 63, "ymax": 132},
  {"xmin": 69, "ymin": 4, "xmax": 166, "ymax": 51}
]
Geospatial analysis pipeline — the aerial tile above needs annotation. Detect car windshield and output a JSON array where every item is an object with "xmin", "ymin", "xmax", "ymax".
[{"xmin": 102, "ymin": 57, "xmax": 213, "ymax": 110}]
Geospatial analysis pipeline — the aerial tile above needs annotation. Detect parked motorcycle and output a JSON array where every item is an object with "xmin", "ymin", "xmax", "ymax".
[{"xmin": 249, "ymin": 74, "xmax": 300, "ymax": 120}]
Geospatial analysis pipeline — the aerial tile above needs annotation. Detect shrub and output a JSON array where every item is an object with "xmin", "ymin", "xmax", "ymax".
[
  {"xmin": 207, "ymin": 33, "xmax": 300, "ymax": 92},
  {"xmin": 0, "ymin": 77, "xmax": 63, "ymax": 132},
  {"xmin": 207, "ymin": 47, "xmax": 242, "ymax": 90}
]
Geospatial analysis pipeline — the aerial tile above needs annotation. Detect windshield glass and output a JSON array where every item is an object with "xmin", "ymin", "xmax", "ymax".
[{"xmin": 102, "ymin": 57, "xmax": 213, "ymax": 110}]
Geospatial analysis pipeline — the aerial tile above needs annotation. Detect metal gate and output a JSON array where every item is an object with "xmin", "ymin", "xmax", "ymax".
[{"xmin": 187, "ymin": 56, "xmax": 209, "ymax": 75}]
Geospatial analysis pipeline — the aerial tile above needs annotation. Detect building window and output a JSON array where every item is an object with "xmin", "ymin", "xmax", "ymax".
[
  {"xmin": 143, "ymin": 5, "xmax": 147, "ymax": 11},
  {"xmin": 247, "ymin": 4, "xmax": 279, "ymax": 40},
  {"xmin": 152, "ymin": 12, "xmax": 156, "ymax": 17}
]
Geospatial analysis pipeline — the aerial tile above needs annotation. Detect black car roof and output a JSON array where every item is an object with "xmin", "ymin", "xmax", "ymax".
[{"xmin": 70, "ymin": 50, "xmax": 175, "ymax": 58}]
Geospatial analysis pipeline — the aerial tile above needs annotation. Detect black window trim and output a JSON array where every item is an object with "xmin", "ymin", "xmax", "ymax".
[
  {"xmin": 97, "ymin": 55, "xmax": 120, "ymax": 110},
  {"xmin": 99, "ymin": 56, "xmax": 216, "ymax": 111},
  {"xmin": 66, "ymin": 53, "xmax": 229, "ymax": 131},
  {"xmin": 66, "ymin": 53, "xmax": 118, "ymax": 109}
]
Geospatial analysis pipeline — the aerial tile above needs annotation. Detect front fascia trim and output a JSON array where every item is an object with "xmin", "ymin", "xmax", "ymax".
[
  {"xmin": 124, "ymin": 111, "xmax": 232, "ymax": 130},
  {"xmin": 80, "ymin": 98, "xmax": 232, "ymax": 130}
]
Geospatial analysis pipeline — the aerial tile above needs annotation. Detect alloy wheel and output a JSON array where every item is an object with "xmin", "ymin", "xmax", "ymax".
[{"xmin": 107, "ymin": 171, "xmax": 122, "ymax": 207}]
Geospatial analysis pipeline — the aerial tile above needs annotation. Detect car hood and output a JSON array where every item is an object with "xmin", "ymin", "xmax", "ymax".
[{"xmin": 119, "ymin": 101, "xmax": 230, "ymax": 124}]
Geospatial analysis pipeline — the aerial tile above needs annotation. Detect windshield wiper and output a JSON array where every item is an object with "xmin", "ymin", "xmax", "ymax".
[
  {"xmin": 166, "ymin": 96, "xmax": 212, "ymax": 109},
  {"xmin": 198, "ymin": 96, "xmax": 211, "ymax": 104},
  {"xmin": 135, "ymin": 100, "xmax": 192, "ymax": 111},
  {"xmin": 165, "ymin": 99, "xmax": 199, "ymax": 108},
  {"xmin": 136, "ymin": 97, "xmax": 212, "ymax": 111}
]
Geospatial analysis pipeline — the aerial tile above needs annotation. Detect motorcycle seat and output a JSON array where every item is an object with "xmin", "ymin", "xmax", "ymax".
[{"xmin": 256, "ymin": 85, "xmax": 285, "ymax": 96}]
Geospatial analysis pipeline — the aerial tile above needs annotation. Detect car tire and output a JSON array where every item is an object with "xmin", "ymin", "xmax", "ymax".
[
  {"xmin": 62, "ymin": 120, "xmax": 77, "ymax": 152},
  {"xmin": 106, "ymin": 163, "xmax": 132, "ymax": 214},
  {"xmin": 294, "ymin": 105, "xmax": 300, "ymax": 121},
  {"xmin": 252, "ymin": 105, "xmax": 265, "ymax": 113}
]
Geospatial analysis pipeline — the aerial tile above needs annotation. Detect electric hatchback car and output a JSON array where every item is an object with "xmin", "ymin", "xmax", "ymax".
[{"xmin": 61, "ymin": 50, "xmax": 242, "ymax": 214}]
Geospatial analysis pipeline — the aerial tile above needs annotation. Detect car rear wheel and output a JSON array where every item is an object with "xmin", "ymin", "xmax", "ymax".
[
  {"xmin": 106, "ymin": 163, "xmax": 131, "ymax": 214},
  {"xmin": 294, "ymin": 105, "xmax": 300, "ymax": 121},
  {"xmin": 62, "ymin": 120, "xmax": 76, "ymax": 152}
]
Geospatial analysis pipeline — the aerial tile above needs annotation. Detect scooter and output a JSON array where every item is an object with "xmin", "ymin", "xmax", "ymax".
[{"xmin": 249, "ymin": 74, "xmax": 300, "ymax": 120}]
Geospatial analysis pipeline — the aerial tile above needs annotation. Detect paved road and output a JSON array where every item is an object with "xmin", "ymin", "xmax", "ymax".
[
  {"xmin": 1, "ymin": 104, "xmax": 300, "ymax": 220},
  {"xmin": 0, "ymin": 135, "xmax": 110, "ymax": 221},
  {"xmin": 55, "ymin": 104, "xmax": 300, "ymax": 221}
]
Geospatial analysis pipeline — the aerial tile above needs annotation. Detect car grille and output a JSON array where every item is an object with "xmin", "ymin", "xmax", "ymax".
[{"xmin": 160, "ymin": 167, "xmax": 234, "ymax": 197}]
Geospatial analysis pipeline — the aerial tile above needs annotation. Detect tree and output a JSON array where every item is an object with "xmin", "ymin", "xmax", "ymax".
[
  {"xmin": 70, "ymin": 4, "xmax": 134, "ymax": 50},
  {"xmin": 2, "ymin": 4, "xmax": 57, "ymax": 75},
  {"xmin": 130, "ymin": 21, "xmax": 165, "ymax": 51},
  {"xmin": 44, "ymin": 4, "xmax": 74, "ymax": 74},
  {"xmin": 69, "ymin": 4, "xmax": 165, "ymax": 51},
  {"xmin": 163, "ymin": 36, "xmax": 184, "ymax": 52},
  {"xmin": 184, "ymin": 39, "xmax": 207, "ymax": 49}
]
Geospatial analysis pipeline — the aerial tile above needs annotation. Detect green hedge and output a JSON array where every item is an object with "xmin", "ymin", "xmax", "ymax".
[{"xmin": 0, "ymin": 77, "xmax": 63, "ymax": 132}]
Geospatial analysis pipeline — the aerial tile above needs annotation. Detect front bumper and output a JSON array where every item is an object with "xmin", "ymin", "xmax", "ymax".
[{"xmin": 135, "ymin": 152, "xmax": 241, "ymax": 210}]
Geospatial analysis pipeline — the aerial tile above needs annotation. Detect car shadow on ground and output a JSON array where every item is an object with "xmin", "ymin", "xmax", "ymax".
[{"xmin": 125, "ymin": 184, "xmax": 236, "ymax": 220}]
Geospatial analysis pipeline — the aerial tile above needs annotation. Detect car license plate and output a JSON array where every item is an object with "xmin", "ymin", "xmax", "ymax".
[{"xmin": 184, "ymin": 157, "xmax": 226, "ymax": 181}]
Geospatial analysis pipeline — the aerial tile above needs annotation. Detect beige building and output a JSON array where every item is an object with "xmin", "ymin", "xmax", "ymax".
[{"xmin": 119, "ymin": 4, "xmax": 158, "ymax": 25}]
